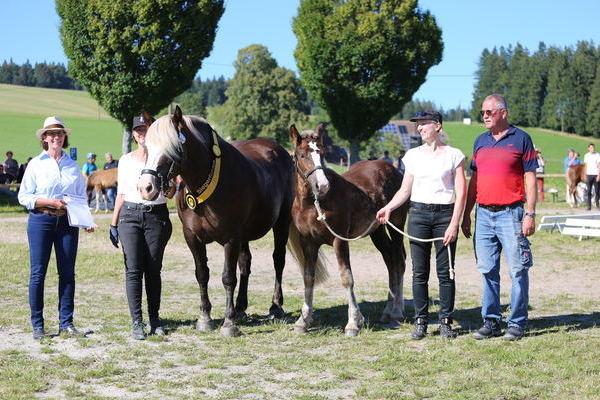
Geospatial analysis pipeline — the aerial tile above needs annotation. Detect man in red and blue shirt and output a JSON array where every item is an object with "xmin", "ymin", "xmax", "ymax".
[{"xmin": 461, "ymin": 94, "xmax": 538, "ymax": 341}]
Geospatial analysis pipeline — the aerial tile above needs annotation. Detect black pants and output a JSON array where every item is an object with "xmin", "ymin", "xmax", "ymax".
[
  {"xmin": 586, "ymin": 175, "xmax": 599, "ymax": 208},
  {"xmin": 118, "ymin": 202, "xmax": 172, "ymax": 324},
  {"xmin": 407, "ymin": 202, "xmax": 456, "ymax": 322}
]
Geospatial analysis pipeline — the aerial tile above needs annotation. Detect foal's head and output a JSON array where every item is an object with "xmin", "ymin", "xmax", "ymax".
[{"xmin": 290, "ymin": 124, "xmax": 330, "ymax": 197}]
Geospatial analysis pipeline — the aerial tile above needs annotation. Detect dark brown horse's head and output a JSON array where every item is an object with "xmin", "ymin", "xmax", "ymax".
[
  {"xmin": 138, "ymin": 107, "xmax": 185, "ymax": 200},
  {"xmin": 290, "ymin": 123, "xmax": 330, "ymax": 197}
]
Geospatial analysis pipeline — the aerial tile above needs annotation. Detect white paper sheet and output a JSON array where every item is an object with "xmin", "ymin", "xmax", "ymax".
[{"xmin": 63, "ymin": 194, "xmax": 96, "ymax": 228}]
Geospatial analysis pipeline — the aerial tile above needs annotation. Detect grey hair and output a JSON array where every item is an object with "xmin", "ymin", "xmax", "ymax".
[{"xmin": 484, "ymin": 94, "xmax": 508, "ymax": 110}]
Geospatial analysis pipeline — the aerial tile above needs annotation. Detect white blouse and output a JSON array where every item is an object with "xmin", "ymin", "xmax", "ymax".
[
  {"xmin": 117, "ymin": 152, "xmax": 166, "ymax": 205},
  {"xmin": 403, "ymin": 145, "xmax": 465, "ymax": 205}
]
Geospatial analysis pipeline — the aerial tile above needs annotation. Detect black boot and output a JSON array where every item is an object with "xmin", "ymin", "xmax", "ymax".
[
  {"xmin": 411, "ymin": 317, "xmax": 428, "ymax": 340},
  {"xmin": 439, "ymin": 318, "xmax": 457, "ymax": 339}
]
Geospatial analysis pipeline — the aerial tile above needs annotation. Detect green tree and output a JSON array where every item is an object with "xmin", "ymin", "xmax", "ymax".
[
  {"xmin": 586, "ymin": 63, "xmax": 600, "ymax": 138},
  {"xmin": 294, "ymin": 0, "xmax": 443, "ymax": 164},
  {"xmin": 222, "ymin": 44, "xmax": 310, "ymax": 144},
  {"xmin": 471, "ymin": 47, "xmax": 509, "ymax": 120},
  {"xmin": 506, "ymin": 44, "xmax": 530, "ymax": 125},
  {"xmin": 566, "ymin": 41, "xmax": 598, "ymax": 135},
  {"xmin": 541, "ymin": 48, "xmax": 572, "ymax": 132},
  {"xmin": 56, "ymin": 0, "xmax": 224, "ymax": 154},
  {"xmin": 522, "ymin": 42, "xmax": 549, "ymax": 127}
]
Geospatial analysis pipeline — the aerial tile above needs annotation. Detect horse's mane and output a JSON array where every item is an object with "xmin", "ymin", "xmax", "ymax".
[
  {"xmin": 146, "ymin": 114, "xmax": 211, "ymax": 161},
  {"xmin": 299, "ymin": 129, "xmax": 318, "ymax": 139}
]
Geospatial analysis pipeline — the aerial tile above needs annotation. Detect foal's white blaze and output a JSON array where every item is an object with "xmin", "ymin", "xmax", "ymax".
[{"xmin": 308, "ymin": 141, "xmax": 329, "ymax": 193}]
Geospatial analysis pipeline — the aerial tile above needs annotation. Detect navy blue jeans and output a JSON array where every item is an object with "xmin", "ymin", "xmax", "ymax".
[
  {"xmin": 407, "ymin": 203, "xmax": 456, "ymax": 322},
  {"xmin": 27, "ymin": 211, "xmax": 79, "ymax": 330}
]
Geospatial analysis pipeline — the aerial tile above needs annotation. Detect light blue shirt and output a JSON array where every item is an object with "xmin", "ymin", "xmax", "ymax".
[{"xmin": 18, "ymin": 151, "xmax": 87, "ymax": 210}]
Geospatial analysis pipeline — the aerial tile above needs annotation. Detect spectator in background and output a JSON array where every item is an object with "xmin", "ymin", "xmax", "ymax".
[
  {"xmin": 367, "ymin": 150, "xmax": 377, "ymax": 161},
  {"xmin": 0, "ymin": 164, "xmax": 11, "ymax": 184},
  {"xmin": 563, "ymin": 148, "xmax": 580, "ymax": 172},
  {"xmin": 103, "ymin": 153, "xmax": 118, "ymax": 210},
  {"xmin": 535, "ymin": 149, "xmax": 546, "ymax": 202},
  {"xmin": 395, "ymin": 149, "xmax": 406, "ymax": 175},
  {"xmin": 17, "ymin": 157, "xmax": 32, "ymax": 183},
  {"xmin": 3, "ymin": 151, "xmax": 19, "ymax": 183},
  {"xmin": 380, "ymin": 150, "xmax": 393, "ymax": 164},
  {"xmin": 583, "ymin": 143, "xmax": 600, "ymax": 210},
  {"xmin": 82, "ymin": 153, "xmax": 97, "ymax": 178}
]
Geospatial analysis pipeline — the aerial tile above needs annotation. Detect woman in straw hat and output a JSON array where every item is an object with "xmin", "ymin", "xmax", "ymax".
[{"xmin": 18, "ymin": 116, "xmax": 94, "ymax": 340}]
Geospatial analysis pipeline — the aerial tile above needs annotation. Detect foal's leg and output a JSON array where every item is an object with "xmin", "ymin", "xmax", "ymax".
[
  {"xmin": 333, "ymin": 238, "xmax": 364, "ymax": 337},
  {"xmin": 235, "ymin": 241, "xmax": 251, "ymax": 319},
  {"xmin": 370, "ymin": 225, "xmax": 405, "ymax": 327},
  {"xmin": 221, "ymin": 240, "xmax": 241, "ymax": 337},
  {"xmin": 294, "ymin": 242, "xmax": 319, "ymax": 333},
  {"xmin": 94, "ymin": 187, "xmax": 100, "ymax": 213},
  {"xmin": 184, "ymin": 230, "xmax": 213, "ymax": 331},
  {"xmin": 269, "ymin": 211, "xmax": 291, "ymax": 319}
]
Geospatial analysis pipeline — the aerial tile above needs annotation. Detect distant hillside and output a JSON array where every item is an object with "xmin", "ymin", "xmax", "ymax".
[{"xmin": 0, "ymin": 84, "xmax": 113, "ymax": 119}]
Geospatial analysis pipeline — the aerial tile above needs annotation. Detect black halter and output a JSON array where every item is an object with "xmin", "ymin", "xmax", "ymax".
[{"xmin": 293, "ymin": 154, "xmax": 324, "ymax": 182}]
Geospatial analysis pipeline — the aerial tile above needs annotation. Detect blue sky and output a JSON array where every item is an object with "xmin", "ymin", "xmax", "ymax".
[{"xmin": 2, "ymin": 0, "xmax": 599, "ymax": 111}]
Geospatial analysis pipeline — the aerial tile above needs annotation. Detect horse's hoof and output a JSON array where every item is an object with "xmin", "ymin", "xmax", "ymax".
[
  {"xmin": 268, "ymin": 307, "xmax": 285, "ymax": 320},
  {"xmin": 235, "ymin": 310, "xmax": 248, "ymax": 320},
  {"xmin": 345, "ymin": 328, "xmax": 360, "ymax": 337},
  {"xmin": 220, "ymin": 325, "xmax": 242, "ymax": 337},
  {"xmin": 294, "ymin": 325, "xmax": 308, "ymax": 334},
  {"xmin": 196, "ymin": 319, "xmax": 215, "ymax": 331},
  {"xmin": 387, "ymin": 319, "xmax": 403, "ymax": 329}
]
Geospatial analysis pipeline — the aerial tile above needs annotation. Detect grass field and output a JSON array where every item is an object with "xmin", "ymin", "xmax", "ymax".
[
  {"xmin": 0, "ymin": 208, "xmax": 599, "ymax": 399},
  {"xmin": 1, "ymin": 84, "xmax": 599, "ymax": 171}
]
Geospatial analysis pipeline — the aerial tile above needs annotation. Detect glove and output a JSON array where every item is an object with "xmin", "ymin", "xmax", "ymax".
[{"xmin": 109, "ymin": 225, "xmax": 119, "ymax": 248}]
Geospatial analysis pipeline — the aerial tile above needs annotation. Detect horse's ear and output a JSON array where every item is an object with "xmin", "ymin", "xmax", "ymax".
[
  {"xmin": 172, "ymin": 105, "xmax": 184, "ymax": 129},
  {"xmin": 315, "ymin": 123, "xmax": 326, "ymax": 147},
  {"xmin": 289, "ymin": 124, "xmax": 301, "ymax": 147},
  {"xmin": 141, "ymin": 110, "xmax": 155, "ymax": 126}
]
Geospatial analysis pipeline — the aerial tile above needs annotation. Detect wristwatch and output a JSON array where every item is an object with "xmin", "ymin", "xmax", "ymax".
[{"xmin": 525, "ymin": 212, "xmax": 536, "ymax": 218}]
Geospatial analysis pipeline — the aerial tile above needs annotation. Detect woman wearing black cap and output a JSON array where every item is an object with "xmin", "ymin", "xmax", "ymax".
[
  {"xmin": 376, "ymin": 110, "xmax": 466, "ymax": 340},
  {"xmin": 109, "ymin": 115, "xmax": 174, "ymax": 340}
]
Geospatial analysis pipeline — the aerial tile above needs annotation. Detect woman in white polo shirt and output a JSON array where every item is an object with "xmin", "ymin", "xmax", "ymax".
[
  {"xmin": 376, "ymin": 110, "xmax": 466, "ymax": 340},
  {"xmin": 109, "ymin": 115, "xmax": 174, "ymax": 340}
]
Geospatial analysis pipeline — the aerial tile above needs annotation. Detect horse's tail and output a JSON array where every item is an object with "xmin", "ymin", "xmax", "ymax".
[{"xmin": 287, "ymin": 222, "xmax": 329, "ymax": 286}]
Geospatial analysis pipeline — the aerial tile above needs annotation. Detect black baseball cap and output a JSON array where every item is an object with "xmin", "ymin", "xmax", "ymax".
[
  {"xmin": 132, "ymin": 115, "xmax": 148, "ymax": 130},
  {"xmin": 409, "ymin": 110, "xmax": 443, "ymax": 124}
]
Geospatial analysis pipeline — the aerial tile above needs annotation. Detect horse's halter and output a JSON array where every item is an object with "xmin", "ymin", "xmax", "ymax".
[
  {"xmin": 141, "ymin": 158, "xmax": 177, "ymax": 198},
  {"xmin": 293, "ymin": 140, "xmax": 328, "ymax": 201}
]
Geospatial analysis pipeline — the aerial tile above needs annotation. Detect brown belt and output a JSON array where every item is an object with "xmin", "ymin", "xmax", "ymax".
[{"xmin": 35, "ymin": 207, "xmax": 67, "ymax": 216}]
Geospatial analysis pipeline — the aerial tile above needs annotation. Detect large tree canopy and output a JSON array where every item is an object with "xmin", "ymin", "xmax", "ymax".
[
  {"xmin": 293, "ymin": 0, "xmax": 443, "ymax": 163},
  {"xmin": 222, "ymin": 44, "xmax": 310, "ymax": 144},
  {"xmin": 57, "ymin": 0, "xmax": 224, "ymax": 152}
]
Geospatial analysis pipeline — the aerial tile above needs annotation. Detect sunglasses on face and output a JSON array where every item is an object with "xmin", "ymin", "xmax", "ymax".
[
  {"xmin": 45, "ymin": 131, "xmax": 66, "ymax": 137},
  {"xmin": 479, "ymin": 109, "xmax": 504, "ymax": 117}
]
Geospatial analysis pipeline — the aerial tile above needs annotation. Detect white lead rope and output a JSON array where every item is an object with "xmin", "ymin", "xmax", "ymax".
[{"xmin": 313, "ymin": 199, "xmax": 455, "ymax": 280}]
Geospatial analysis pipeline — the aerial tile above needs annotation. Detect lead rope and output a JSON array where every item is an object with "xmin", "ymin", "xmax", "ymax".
[{"xmin": 313, "ymin": 198, "xmax": 455, "ymax": 280}]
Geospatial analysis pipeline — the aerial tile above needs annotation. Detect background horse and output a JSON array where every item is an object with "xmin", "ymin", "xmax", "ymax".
[
  {"xmin": 86, "ymin": 168, "xmax": 117, "ymax": 213},
  {"xmin": 288, "ymin": 124, "xmax": 407, "ymax": 336},
  {"xmin": 567, "ymin": 164, "xmax": 587, "ymax": 207},
  {"xmin": 138, "ymin": 106, "xmax": 295, "ymax": 337}
]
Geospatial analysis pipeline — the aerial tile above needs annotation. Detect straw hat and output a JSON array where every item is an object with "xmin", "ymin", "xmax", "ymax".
[{"xmin": 36, "ymin": 116, "xmax": 72, "ymax": 139}]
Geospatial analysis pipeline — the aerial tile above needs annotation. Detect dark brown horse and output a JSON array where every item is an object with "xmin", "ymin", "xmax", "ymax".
[
  {"xmin": 567, "ymin": 164, "xmax": 587, "ymax": 207},
  {"xmin": 138, "ymin": 106, "xmax": 295, "ymax": 337},
  {"xmin": 287, "ymin": 124, "xmax": 408, "ymax": 336}
]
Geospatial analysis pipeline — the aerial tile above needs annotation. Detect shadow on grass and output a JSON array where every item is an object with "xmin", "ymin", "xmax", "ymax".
[{"xmin": 0, "ymin": 192, "xmax": 26, "ymax": 213}]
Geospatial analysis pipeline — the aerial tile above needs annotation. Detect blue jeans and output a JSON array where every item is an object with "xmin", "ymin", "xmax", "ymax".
[
  {"xmin": 474, "ymin": 204, "xmax": 533, "ymax": 328},
  {"xmin": 106, "ymin": 187, "xmax": 117, "ymax": 210},
  {"xmin": 27, "ymin": 211, "xmax": 79, "ymax": 330}
]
